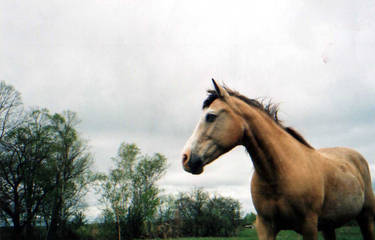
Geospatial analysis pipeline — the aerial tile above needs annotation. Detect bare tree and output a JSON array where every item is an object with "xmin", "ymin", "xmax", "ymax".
[{"xmin": 0, "ymin": 81, "xmax": 23, "ymax": 140}]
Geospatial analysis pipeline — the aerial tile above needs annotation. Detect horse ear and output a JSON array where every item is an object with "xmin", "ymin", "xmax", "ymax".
[
  {"xmin": 212, "ymin": 79, "xmax": 230, "ymax": 99},
  {"xmin": 211, "ymin": 79, "xmax": 241, "ymax": 113}
]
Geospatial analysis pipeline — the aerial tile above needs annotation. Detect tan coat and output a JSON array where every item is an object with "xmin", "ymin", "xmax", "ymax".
[{"xmin": 182, "ymin": 80, "xmax": 375, "ymax": 240}]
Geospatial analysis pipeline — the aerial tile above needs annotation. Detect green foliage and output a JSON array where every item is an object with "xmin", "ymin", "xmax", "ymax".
[
  {"xmin": 45, "ymin": 111, "xmax": 93, "ymax": 240},
  {"xmin": 0, "ymin": 82, "xmax": 93, "ymax": 240},
  {"xmin": 180, "ymin": 188, "xmax": 241, "ymax": 237},
  {"xmin": 153, "ymin": 188, "xmax": 241, "ymax": 238},
  {"xmin": 69, "ymin": 211, "xmax": 88, "ymax": 230},
  {"xmin": 242, "ymin": 212, "xmax": 256, "ymax": 226},
  {"xmin": 96, "ymin": 142, "xmax": 167, "ymax": 240}
]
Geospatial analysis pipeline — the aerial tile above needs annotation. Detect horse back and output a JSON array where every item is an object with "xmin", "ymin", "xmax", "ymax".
[{"xmin": 318, "ymin": 147, "xmax": 372, "ymax": 187}]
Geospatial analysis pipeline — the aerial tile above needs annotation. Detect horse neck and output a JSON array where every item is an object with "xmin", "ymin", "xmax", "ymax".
[{"xmin": 241, "ymin": 108, "xmax": 305, "ymax": 183}]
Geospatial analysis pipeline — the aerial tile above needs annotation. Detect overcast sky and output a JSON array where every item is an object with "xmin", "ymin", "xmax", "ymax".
[{"xmin": 1, "ymin": 0, "xmax": 375, "ymax": 218}]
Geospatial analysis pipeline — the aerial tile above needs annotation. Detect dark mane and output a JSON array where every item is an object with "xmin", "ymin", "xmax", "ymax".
[{"xmin": 203, "ymin": 87, "xmax": 314, "ymax": 149}]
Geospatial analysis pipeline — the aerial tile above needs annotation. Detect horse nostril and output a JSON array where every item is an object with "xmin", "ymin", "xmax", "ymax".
[
  {"xmin": 182, "ymin": 153, "xmax": 188, "ymax": 164},
  {"xmin": 189, "ymin": 154, "xmax": 203, "ymax": 169}
]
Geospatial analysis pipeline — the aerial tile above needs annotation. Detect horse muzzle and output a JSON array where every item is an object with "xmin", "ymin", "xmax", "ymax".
[{"xmin": 182, "ymin": 152, "xmax": 204, "ymax": 175}]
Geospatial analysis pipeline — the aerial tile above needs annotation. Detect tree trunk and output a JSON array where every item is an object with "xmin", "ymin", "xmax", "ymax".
[
  {"xmin": 12, "ymin": 213, "xmax": 22, "ymax": 240},
  {"xmin": 47, "ymin": 197, "xmax": 60, "ymax": 240},
  {"xmin": 12, "ymin": 190, "xmax": 22, "ymax": 240},
  {"xmin": 116, "ymin": 212, "xmax": 121, "ymax": 240},
  {"xmin": 47, "ymin": 175, "xmax": 61, "ymax": 240},
  {"xmin": 25, "ymin": 199, "xmax": 34, "ymax": 239}
]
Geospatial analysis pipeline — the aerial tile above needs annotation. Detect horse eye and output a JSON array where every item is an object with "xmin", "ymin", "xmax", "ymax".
[{"xmin": 205, "ymin": 113, "xmax": 217, "ymax": 123}]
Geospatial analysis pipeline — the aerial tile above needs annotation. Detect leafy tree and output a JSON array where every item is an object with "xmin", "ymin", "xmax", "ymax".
[
  {"xmin": 0, "ymin": 109, "xmax": 55, "ymax": 239},
  {"xmin": 69, "ymin": 211, "xmax": 87, "ymax": 230},
  {"xmin": 206, "ymin": 195, "xmax": 241, "ymax": 236},
  {"xmin": 45, "ymin": 111, "xmax": 93, "ymax": 240},
  {"xmin": 0, "ymin": 81, "xmax": 93, "ymax": 240},
  {"xmin": 153, "ymin": 195, "xmax": 180, "ymax": 238},
  {"xmin": 173, "ymin": 188, "xmax": 241, "ymax": 237},
  {"xmin": 175, "ymin": 188, "xmax": 209, "ymax": 236},
  {"xmin": 126, "ymin": 152, "xmax": 166, "ymax": 238},
  {"xmin": 96, "ymin": 143, "xmax": 139, "ymax": 240},
  {"xmin": 0, "ymin": 81, "xmax": 24, "ymax": 229},
  {"xmin": 242, "ymin": 212, "xmax": 257, "ymax": 226},
  {"xmin": 97, "ymin": 142, "xmax": 167, "ymax": 240}
]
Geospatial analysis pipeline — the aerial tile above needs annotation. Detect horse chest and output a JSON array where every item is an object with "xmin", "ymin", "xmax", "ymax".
[
  {"xmin": 252, "ymin": 186, "xmax": 306, "ymax": 224},
  {"xmin": 252, "ymin": 193, "xmax": 306, "ymax": 226},
  {"xmin": 251, "ymin": 174, "xmax": 323, "ymax": 227}
]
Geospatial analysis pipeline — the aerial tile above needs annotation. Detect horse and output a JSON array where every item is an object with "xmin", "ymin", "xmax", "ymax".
[{"xmin": 181, "ymin": 79, "xmax": 375, "ymax": 240}]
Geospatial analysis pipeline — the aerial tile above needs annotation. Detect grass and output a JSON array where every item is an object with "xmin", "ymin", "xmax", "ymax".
[{"xmin": 159, "ymin": 226, "xmax": 361, "ymax": 240}]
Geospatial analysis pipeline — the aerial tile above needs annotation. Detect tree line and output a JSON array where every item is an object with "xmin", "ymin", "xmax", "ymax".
[
  {"xmin": 0, "ymin": 81, "xmax": 252, "ymax": 240},
  {"xmin": 94, "ymin": 143, "xmax": 242, "ymax": 240}
]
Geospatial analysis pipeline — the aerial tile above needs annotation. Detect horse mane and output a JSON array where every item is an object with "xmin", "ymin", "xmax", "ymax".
[{"xmin": 203, "ymin": 87, "xmax": 314, "ymax": 149}]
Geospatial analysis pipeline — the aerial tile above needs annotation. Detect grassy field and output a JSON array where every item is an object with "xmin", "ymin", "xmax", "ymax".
[{"xmin": 165, "ymin": 226, "xmax": 361, "ymax": 240}]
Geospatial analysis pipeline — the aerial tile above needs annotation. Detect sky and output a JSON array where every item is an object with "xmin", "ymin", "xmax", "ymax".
[{"xmin": 1, "ymin": 0, "xmax": 375, "ymax": 218}]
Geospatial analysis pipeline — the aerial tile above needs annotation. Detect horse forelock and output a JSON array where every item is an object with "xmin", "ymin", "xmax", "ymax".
[{"xmin": 202, "ymin": 87, "xmax": 314, "ymax": 149}]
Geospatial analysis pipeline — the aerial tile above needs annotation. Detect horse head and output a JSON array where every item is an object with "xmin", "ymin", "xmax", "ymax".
[{"xmin": 181, "ymin": 79, "xmax": 246, "ymax": 174}]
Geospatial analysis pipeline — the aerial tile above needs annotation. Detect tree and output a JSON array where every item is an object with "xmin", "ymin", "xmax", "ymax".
[
  {"xmin": 97, "ymin": 143, "xmax": 139, "ymax": 240},
  {"xmin": 206, "ymin": 195, "xmax": 241, "ymax": 236},
  {"xmin": 175, "ymin": 188, "xmax": 209, "ymax": 236},
  {"xmin": 173, "ymin": 188, "xmax": 241, "ymax": 237},
  {"xmin": 154, "ymin": 195, "xmax": 180, "ymax": 238},
  {"xmin": 97, "ymin": 142, "xmax": 167, "ymax": 240},
  {"xmin": 0, "ymin": 81, "xmax": 24, "ymax": 228},
  {"xmin": 242, "ymin": 212, "xmax": 257, "ymax": 226},
  {"xmin": 0, "ymin": 109, "xmax": 55, "ymax": 240},
  {"xmin": 126, "ymin": 152, "xmax": 167, "ymax": 238},
  {"xmin": 45, "ymin": 111, "xmax": 93, "ymax": 240},
  {"xmin": 0, "ymin": 81, "xmax": 23, "ymax": 140},
  {"xmin": 0, "ymin": 82, "xmax": 93, "ymax": 240}
]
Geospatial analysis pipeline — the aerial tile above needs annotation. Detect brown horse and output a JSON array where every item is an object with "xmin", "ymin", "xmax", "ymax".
[{"xmin": 181, "ymin": 79, "xmax": 375, "ymax": 240}]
